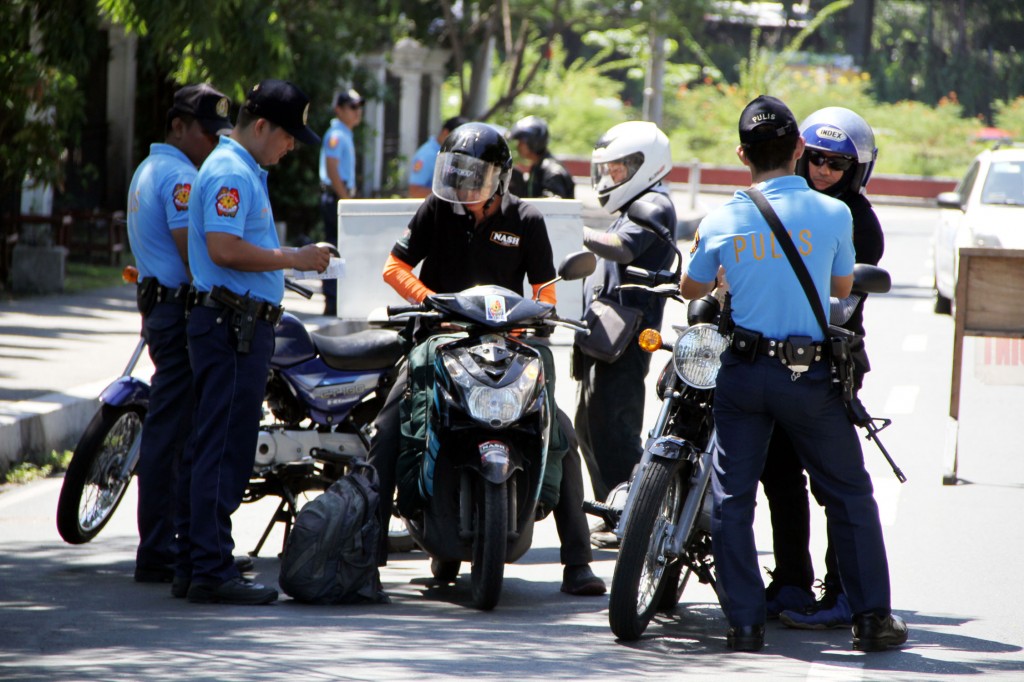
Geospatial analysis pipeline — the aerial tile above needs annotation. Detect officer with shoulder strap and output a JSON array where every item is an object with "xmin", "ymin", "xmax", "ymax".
[
  {"xmin": 681, "ymin": 95, "xmax": 907, "ymax": 653},
  {"xmin": 176, "ymin": 79, "xmax": 331, "ymax": 605}
]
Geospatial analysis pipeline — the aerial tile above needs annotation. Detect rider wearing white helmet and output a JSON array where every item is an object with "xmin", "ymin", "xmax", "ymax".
[{"xmin": 575, "ymin": 121, "xmax": 677, "ymax": 529}]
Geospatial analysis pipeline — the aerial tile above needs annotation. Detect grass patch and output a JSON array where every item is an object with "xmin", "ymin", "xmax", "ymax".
[
  {"xmin": 63, "ymin": 262, "xmax": 128, "ymax": 294},
  {"xmin": 3, "ymin": 450, "xmax": 73, "ymax": 485}
]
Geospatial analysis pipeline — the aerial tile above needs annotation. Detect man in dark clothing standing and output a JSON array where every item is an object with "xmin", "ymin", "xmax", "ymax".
[{"xmin": 508, "ymin": 116, "xmax": 576, "ymax": 199}]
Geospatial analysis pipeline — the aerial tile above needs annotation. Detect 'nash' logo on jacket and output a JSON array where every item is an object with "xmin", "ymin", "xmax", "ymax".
[{"xmin": 490, "ymin": 231, "xmax": 521, "ymax": 247}]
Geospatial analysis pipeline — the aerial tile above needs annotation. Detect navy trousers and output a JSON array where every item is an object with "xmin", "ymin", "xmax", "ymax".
[
  {"xmin": 711, "ymin": 351, "xmax": 891, "ymax": 628},
  {"xmin": 135, "ymin": 300, "xmax": 192, "ymax": 571},
  {"xmin": 177, "ymin": 306, "xmax": 275, "ymax": 585},
  {"xmin": 574, "ymin": 341, "xmax": 653, "ymax": 502}
]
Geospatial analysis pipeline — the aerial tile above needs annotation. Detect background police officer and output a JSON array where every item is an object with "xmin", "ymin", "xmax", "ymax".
[
  {"xmin": 507, "ymin": 115, "xmax": 575, "ymax": 199},
  {"xmin": 681, "ymin": 95, "xmax": 906, "ymax": 652},
  {"xmin": 318, "ymin": 88, "xmax": 363, "ymax": 316},
  {"xmin": 407, "ymin": 115, "xmax": 469, "ymax": 198},
  {"xmin": 126, "ymin": 83, "xmax": 231, "ymax": 585},
  {"xmin": 177, "ymin": 79, "xmax": 330, "ymax": 605}
]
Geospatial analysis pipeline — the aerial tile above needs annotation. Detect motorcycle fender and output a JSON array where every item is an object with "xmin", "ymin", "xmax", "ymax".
[
  {"xmin": 99, "ymin": 376, "xmax": 150, "ymax": 408},
  {"xmin": 476, "ymin": 440, "xmax": 521, "ymax": 484},
  {"xmin": 646, "ymin": 435, "xmax": 690, "ymax": 462}
]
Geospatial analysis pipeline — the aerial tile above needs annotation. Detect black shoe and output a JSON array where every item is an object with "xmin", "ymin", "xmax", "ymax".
[
  {"xmin": 187, "ymin": 577, "xmax": 278, "ymax": 605},
  {"xmin": 171, "ymin": 575, "xmax": 190, "ymax": 599},
  {"xmin": 560, "ymin": 564, "xmax": 607, "ymax": 596},
  {"xmin": 134, "ymin": 565, "xmax": 175, "ymax": 583},
  {"xmin": 726, "ymin": 624, "xmax": 765, "ymax": 652},
  {"xmin": 852, "ymin": 612, "xmax": 908, "ymax": 651},
  {"xmin": 234, "ymin": 555, "xmax": 255, "ymax": 573}
]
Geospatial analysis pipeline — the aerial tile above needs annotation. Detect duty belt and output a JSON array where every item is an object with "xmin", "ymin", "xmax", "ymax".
[
  {"xmin": 192, "ymin": 290, "xmax": 284, "ymax": 325},
  {"xmin": 750, "ymin": 336, "xmax": 824, "ymax": 364},
  {"xmin": 155, "ymin": 282, "xmax": 190, "ymax": 304},
  {"xmin": 730, "ymin": 327, "xmax": 825, "ymax": 380}
]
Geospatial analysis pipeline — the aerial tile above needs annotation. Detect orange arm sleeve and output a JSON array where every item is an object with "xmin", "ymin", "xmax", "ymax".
[
  {"xmin": 383, "ymin": 254, "xmax": 435, "ymax": 303},
  {"xmin": 532, "ymin": 282, "xmax": 557, "ymax": 306}
]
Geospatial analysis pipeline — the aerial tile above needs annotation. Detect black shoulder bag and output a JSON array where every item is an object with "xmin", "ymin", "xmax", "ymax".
[{"xmin": 745, "ymin": 187, "xmax": 906, "ymax": 482}]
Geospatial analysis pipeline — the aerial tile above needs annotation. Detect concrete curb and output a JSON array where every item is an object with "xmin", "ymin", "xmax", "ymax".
[{"xmin": 0, "ymin": 381, "xmax": 107, "ymax": 469}]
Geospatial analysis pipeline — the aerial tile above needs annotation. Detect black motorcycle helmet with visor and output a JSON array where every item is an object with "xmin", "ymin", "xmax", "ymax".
[{"xmin": 432, "ymin": 122, "xmax": 513, "ymax": 206}]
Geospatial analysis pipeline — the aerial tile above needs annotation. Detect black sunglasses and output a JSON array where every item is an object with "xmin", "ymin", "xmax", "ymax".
[{"xmin": 806, "ymin": 150, "xmax": 855, "ymax": 172}]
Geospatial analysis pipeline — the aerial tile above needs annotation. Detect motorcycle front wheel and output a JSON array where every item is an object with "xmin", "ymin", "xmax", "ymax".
[
  {"xmin": 56, "ymin": 404, "xmax": 145, "ymax": 544},
  {"xmin": 608, "ymin": 459, "xmax": 684, "ymax": 641},
  {"xmin": 470, "ymin": 479, "xmax": 508, "ymax": 611}
]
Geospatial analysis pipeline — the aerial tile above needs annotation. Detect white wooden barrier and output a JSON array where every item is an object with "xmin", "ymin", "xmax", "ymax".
[{"xmin": 335, "ymin": 198, "xmax": 586, "ymax": 323}]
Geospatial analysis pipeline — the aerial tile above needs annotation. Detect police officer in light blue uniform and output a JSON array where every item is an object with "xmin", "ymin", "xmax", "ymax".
[
  {"xmin": 681, "ymin": 95, "xmax": 907, "ymax": 653},
  {"xmin": 177, "ymin": 79, "xmax": 331, "ymax": 605},
  {"xmin": 407, "ymin": 116, "xmax": 469, "ymax": 198},
  {"xmin": 126, "ymin": 83, "xmax": 231, "ymax": 585},
  {"xmin": 317, "ymin": 88, "xmax": 362, "ymax": 316}
]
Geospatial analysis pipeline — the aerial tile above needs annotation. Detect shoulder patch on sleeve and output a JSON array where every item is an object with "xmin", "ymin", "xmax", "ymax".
[
  {"xmin": 689, "ymin": 229, "xmax": 700, "ymax": 255},
  {"xmin": 172, "ymin": 183, "xmax": 191, "ymax": 211},
  {"xmin": 215, "ymin": 186, "xmax": 240, "ymax": 218}
]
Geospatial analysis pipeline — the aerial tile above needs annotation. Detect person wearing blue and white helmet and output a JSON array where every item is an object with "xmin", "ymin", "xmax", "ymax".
[{"xmin": 762, "ymin": 106, "xmax": 886, "ymax": 631}]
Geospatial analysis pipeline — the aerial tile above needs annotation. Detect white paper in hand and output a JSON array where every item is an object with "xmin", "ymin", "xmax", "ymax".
[{"xmin": 291, "ymin": 257, "xmax": 346, "ymax": 280}]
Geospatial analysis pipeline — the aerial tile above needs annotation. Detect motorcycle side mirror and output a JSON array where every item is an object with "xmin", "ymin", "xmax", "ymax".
[
  {"xmin": 626, "ymin": 200, "xmax": 670, "ymax": 236},
  {"xmin": 534, "ymin": 251, "xmax": 597, "ymax": 302},
  {"xmin": 852, "ymin": 264, "xmax": 891, "ymax": 295},
  {"xmin": 557, "ymin": 250, "xmax": 597, "ymax": 281}
]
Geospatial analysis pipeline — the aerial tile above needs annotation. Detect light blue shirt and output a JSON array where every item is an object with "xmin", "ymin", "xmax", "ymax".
[
  {"xmin": 126, "ymin": 143, "xmax": 194, "ymax": 287},
  {"xmin": 408, "ymin": 137, "xmax": 441, "ymax": 189},
  {"xmin": 686, "ymin": 175, "xmax": 855, "ymax": 341},
  {"xmin": 318, "ymin": 119, "xmax": 355, "ymax": 193},
  {"xmin": 188, "ymin": 136, "xmax": 283, "ymax": 305}
]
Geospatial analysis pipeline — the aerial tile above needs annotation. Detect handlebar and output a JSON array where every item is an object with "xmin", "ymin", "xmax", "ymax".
[
  {"xmin": 285, "ymin": 279, "xmax": 314, "ymax": 299},
  {"xmin": 386, "ymin": 303, "xmax": 427, "ymax": 316},
  {"xmin": 624, "ymin": 265, "xmax": 679, "ymax": 287}
]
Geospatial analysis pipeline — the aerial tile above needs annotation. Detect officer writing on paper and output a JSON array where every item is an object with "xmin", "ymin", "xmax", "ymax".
[
  {"xmin": 680, "ymin": 95, "xmax": 906, "ymax": 652},
  {"xmin": 178, "ymin": 79, "xmax": 331, "ymax": 605}
]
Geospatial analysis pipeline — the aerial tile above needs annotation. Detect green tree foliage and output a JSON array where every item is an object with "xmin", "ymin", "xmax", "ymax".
[{"xmin": 0, "ymin": 1, "xmax": 97, "ymax": 210}]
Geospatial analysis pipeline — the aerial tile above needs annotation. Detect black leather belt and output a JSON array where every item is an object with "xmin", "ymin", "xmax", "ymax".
[
  {"xmin": 731, "ymin": 331, "xmax": 825, "ymax": 368},
  {"xmin": 192, "ymin": 291, "xmax": 284, "ymax": 325},
  {"xmin": 155, "ymin": 283, "xmax": 190, "ymax": 304}
]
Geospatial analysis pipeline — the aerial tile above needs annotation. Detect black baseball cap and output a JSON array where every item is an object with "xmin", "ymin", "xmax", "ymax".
[
  {"xmin": 333, "ymin": 88, "xmax": 364, "ymax": 109},
  {"xmin": 243, "ymin": 79, "xmax": 321, "ymax": 146},
  {"xmin": 738, "ymin": 95, "xmax": 798, "ymax": 145},
  {"xmin": 170, "ymin": 84, "xmax": 232, "ymax": 135}
]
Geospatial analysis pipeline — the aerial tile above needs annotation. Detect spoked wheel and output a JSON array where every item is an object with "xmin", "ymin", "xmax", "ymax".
[
  {"xmin": 608, "ymin": 459, "xmax": 685, "ymax": 640},
  {"xmin": 470, "ymin": 479, "xmax": 508, "ymax": 611},
  {"xmin": 56, "ymin": 404, "xmax": 145, "ymax": 544},
  {"xmin": 657, "ymin": 562, "xmax": 692, "ymax": 612}
]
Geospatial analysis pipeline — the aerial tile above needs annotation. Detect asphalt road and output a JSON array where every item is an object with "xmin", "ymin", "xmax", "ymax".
[{"xmin": 1, "ymin": 201, "xmax": 1023, "ymax": 680}]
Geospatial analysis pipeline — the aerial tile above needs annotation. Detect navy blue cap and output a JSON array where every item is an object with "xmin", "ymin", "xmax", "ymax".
[
  {"xmin": 333, "ymin": 88, "xmax": 364, "ymax": 109},
  {"xmin": 170, "ymin": 84, "xmax": 232, "ymax": 135},
  {"xmin": 739, "ymin": 95, "xmax": 798, "ymax": 144},
  {"xmin": 243, "ymin": 79, "xmax": 320, "ymax": 145}
]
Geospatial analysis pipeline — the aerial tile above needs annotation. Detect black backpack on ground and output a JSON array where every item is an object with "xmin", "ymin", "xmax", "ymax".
[{"xmin": 278, "ymin": 462, "xmax": 390, "ymax": 605}]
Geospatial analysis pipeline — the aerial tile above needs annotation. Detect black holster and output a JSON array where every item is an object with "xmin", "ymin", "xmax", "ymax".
[
  {"xmin": 136, "ymin": 277, "xmax": 159, "ymax": 317},
  {"xmin": 210, "ymin": 285, "xmax": 258, "ymax": 354}
]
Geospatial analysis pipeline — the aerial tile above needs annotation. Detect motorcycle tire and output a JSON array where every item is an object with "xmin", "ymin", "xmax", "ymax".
[
  {"xmin": 470, "ymin": 479, "xmax": 508, "ymax": 611},
  {"xmin": 56, "ymin": 404, "xmax": 145, "ymax": 544},
  {"xmin": 387, "ymin": 513, "xmax": 418, "ymax": 553},
  {"xmin": 656, "ymin": 562, "xmax": 691, "ymax": 612},
  {"xmin": 608, "ymin": 459, "xmax": 684, "ymax": 641}
]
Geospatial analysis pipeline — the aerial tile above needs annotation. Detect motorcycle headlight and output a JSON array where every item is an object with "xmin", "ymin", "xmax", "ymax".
[
  {"xmin": 442, "ymin": 351, "xmax": 542, "ymax": 428},
  {"xmin": 673, "ymin": 324, "xmax": 729, "ymax": 389}
]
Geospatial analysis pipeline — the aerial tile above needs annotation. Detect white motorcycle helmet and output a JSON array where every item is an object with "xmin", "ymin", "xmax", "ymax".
[
  {"xmin": 591, "ymin": 121, "xmax": 672, "ymax": 214},
  {"xmin": 796, "ymin": 107, "xmax": 877, "ymax": 197}
]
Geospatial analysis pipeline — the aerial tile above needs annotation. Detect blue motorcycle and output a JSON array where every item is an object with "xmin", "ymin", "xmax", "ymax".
[{"xmin": 56, "ymin": 280, "xmax": 405, "ymax": 554}]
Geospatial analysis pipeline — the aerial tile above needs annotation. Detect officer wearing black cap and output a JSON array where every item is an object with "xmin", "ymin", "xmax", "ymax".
[
  {"xmin": 176, "ymin": 79, "xmax": 331, "ymax": 605},
  {"xmin": 127, "ymin": 83, "xmax": 231, "ymax": 586},
  {"xmin": 681, "ymin": 95, "xmax": 907, "ymax": 652},
  {"xmin": 318, "ymin": 87, "xmax": 363, "ymax": 316}
]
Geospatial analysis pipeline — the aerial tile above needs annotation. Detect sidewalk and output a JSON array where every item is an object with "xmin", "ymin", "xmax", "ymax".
[{"xmin": 0, "ymin": 282, "xmax": 334, "ymax": 473}]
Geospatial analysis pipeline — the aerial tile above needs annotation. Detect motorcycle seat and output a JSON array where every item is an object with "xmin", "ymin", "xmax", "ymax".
[{"xmin": 311, "ymin": 328, "xmax": 406, "ymax": 371}]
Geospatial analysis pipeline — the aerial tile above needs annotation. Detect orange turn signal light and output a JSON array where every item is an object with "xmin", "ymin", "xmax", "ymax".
[
  {"xmin": 122, "ymin": 264, "xmax": 139, "ymax": 284},
  {"xmin": 638, "ymin": 328, "xmax": 663, "ymax": 353}
]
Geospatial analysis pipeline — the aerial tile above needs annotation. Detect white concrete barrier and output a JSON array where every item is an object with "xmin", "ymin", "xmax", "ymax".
[{"xmin": 335, "ymin": 198, "xmax": 587, "ymax": 322}]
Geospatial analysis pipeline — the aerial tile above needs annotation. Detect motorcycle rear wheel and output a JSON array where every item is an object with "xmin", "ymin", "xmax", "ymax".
[
  {"xmin": 470, "ymin": 479, "xmax": 508, "ymax": 611},
  {"xmin": 608, "ymin": 459, "xmax": 683, "ymax": 640},
  {"xmin": 57, "ymin": 404, "xmax": 145, "ymax": 544}
]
